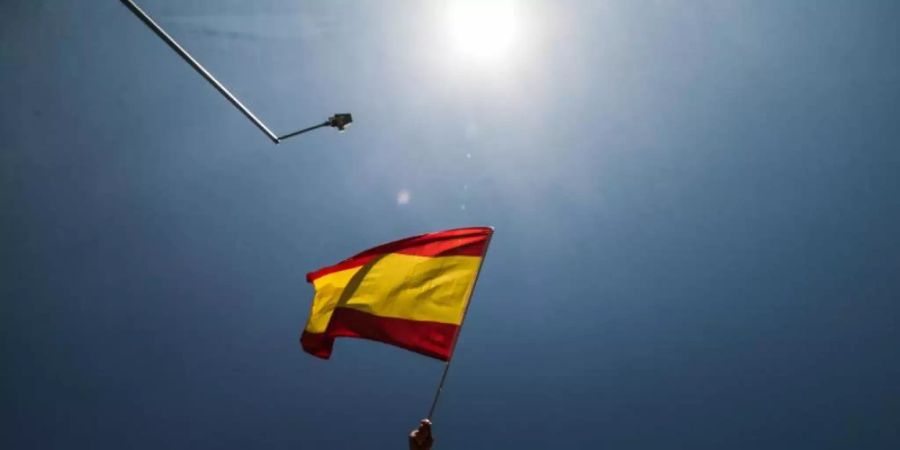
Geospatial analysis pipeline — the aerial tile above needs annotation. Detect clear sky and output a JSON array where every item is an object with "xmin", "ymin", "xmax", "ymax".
[{"xmin": 3, "ymin": 1, "xmax": 899, "ymax": 449}]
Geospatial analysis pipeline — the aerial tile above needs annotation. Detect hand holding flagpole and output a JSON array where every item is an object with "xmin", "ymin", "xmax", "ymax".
[{"xmin": 409, "ymin": 419, "xmax": 434, "ymax": 450}]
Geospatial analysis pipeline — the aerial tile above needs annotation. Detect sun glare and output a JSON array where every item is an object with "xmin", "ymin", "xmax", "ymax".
[{"xmin": 446, "ymin": 0, "xmax": 518, "ymax": 62}]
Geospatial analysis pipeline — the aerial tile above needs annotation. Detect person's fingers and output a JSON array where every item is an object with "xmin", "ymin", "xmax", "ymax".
[
  {"xmin": 410, "ymin": 419, "xmax": 434, "ymax": 450},
  {"xmin": 409, "ymin": 432, "xmax": 422, "ymax": 450}
]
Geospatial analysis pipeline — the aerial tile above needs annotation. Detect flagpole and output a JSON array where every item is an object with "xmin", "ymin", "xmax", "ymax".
[{"xmin": 426, "ymin": 229, "xmax": 494, "ymax": 421}]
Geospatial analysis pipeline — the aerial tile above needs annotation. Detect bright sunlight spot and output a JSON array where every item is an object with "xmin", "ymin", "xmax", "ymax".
[
  {"xmin": 396, "ymin": 190, "xmax": 411, "ymax": 205},
  {"xmin": 446, "ymin": 0, "xmax": 518, "ymax": 62}
]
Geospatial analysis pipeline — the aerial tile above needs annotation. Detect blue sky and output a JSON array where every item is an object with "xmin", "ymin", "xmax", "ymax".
[{"xmin": 2, "ymin": 1, "xmax": 899, "ymax": 449}]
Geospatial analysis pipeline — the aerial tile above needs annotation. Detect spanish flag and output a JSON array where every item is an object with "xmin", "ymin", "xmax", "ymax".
[{"xmin": 301, "ymin": 227, "xmax": 493, "ymax": 361}]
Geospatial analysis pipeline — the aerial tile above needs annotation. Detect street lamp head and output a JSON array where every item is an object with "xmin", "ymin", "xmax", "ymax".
[{"xmin": 328, "ymin": 113, "xmax": 353, "ymax": 131}]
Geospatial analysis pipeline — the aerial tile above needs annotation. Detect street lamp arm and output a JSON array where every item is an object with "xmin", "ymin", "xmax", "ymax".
[{"xmin": 278, "ymin": 122, "xmax": 330, "ymax": 141}]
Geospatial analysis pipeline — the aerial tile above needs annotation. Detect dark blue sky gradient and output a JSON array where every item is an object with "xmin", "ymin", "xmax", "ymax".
[{"xmin": 3, "ymin": 1, "xmax": 899, "ymax": 449}]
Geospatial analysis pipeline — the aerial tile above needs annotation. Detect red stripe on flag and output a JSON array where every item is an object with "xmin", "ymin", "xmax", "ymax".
[
  {"xmin": 306, "ymin": 227, "xmax": 492, "ymax": 282},
  {"xmin": 300, "ymin": 307, "xmax": 460, "ymax": 361}
]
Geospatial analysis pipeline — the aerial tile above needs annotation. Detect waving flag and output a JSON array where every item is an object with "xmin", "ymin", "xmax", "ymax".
[{"xmin": 301, "ymin": 227, "xmax": 492, "ymax": 361}]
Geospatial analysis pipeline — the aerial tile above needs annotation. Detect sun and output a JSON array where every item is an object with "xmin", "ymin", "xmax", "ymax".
[{"xmin": 445, "ymin": 0, "xmax": 518, "ymax": 62}]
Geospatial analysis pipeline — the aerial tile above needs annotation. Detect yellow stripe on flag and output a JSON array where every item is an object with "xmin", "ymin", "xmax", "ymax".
[{"xmin": 305, "ymin": 253, "xmax": 482, "ymax": 333}]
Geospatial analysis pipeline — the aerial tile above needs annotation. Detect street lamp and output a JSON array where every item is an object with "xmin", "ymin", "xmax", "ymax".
[
  {"xmin": 278, "ymin": 114, "xmax": 353, "ymax": 141},
  {"xmin": 329, "ymin": 113, "xmax": 353, "ymax": 131},
  {"xmin": 120, "ymin": 0, "xmax": 351, "ymax": 144}
]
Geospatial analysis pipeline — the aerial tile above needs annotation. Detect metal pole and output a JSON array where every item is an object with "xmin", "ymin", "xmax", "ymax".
[
  {"xmin": 426, "ymin": 229, "xmax": 494, "ymax": 420},
  {"xmin": 120, "ymin": 0, "xmax": 281, "ymax": 144},
  {"xmin": 278, "ymin": 121, "xmax": 330, "ymax": 141}
]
